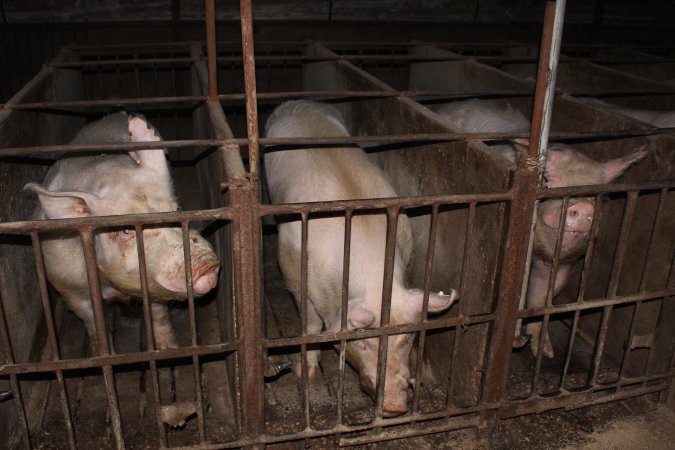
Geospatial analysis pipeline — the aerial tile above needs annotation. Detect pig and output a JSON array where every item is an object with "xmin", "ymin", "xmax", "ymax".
[
  {"xmin": 435, "ymin": 99, "xmax": 647, "ymax": 358},
  {"xmin": 25, "ymin": 112, "xmax": 220, "ymax": 353},
  {"xmin": 582, "ymin": 97, "xmax": 675, "ymax": 128},
  {"xmin": 264, "ymin": 100, "xmax": 458, "ymax": 417}
]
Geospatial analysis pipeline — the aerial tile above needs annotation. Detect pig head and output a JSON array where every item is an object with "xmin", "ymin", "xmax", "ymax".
[
  {"xmin": 525, "ymin": 145, "xmax": 648, "ymax": 358},
  {"xmin": 266, "ymin": 100, "xmax": 458, "ymax": 417},
  {"xmin": 26, "ymin": 112, "xmax": 220, "ymax": 353}
]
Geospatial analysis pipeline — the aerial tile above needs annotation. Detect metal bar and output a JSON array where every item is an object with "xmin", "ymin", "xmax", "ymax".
[
  {"xmin": 134, "ymin": 224, "xmax": 167, "ymax": 448},
  {"xmin": 0, "ymin": 290, "xmax": 32, "ymax": 448},
  {"xmin": 589, "ymin": 190, "xmax": 639, "ymax": 386},
  {"xmin": 481, "ymin": 0, "xmax": 566, "ymax": 435},
  {"xmin": 205, "ymin": 0, "xmax": 218, "ymax": 100},
  {"xmin": 239, "ymin": 0, "xmax": 262, "ymax": 182},
  {"xmin": 180, "ymin": 222, "xmax": 207, "ymax": 443},
  {"xmin": 412, "ymin": 203, "xmax": 440, "ymax": 412},
  {"xmin": 79, "ymin": 229, "xmax": 125, "ymax": 449},
  {"xmin": 336, "ymin": 209, "xmax": 353, "ymax": 427},
  {"xmin": 30, "ymin": 233, "xmax": 77, "ymax": 449},
  {"xmin": 299, "ymin": 212, "xmax": 311, "ymax": 432}
]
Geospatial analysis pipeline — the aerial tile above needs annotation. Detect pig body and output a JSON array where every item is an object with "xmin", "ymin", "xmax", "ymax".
[
  {"xmin": 436, "ymin": 99, "xmax": 647, "ymax": 358},
  {"xmin": 434, "ymin": 99, "xmax": 529, "ymax": 164},
  {"xmin": 264, "ymin": 100, "xmax": 457, "ymax": 416},
  {"xmin": 27, "ymin": 112, "xmax": 220, "ymax": 352},
  {"xmin": 583, "ymin": 98, "xmax": 675, "ymax": 128}
]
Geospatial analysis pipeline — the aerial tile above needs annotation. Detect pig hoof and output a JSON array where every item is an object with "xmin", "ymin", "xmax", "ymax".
[
  {"xmin": 512, "ymin": 335, "xmax": 529, "ymax": 349},
  {"xmin": 128, "ymin": 116, "xmax": 160, "ymax": 143},
  {"xmin": 530, "ymin": 336, "xmax": 555, "ymax": 359},
  {"xmin": 383, "ymin": 404, "xmax": 409, "ymax": 417},
  {"xmin": 293, "ymin": 363, "xmax": 319, "ymax": 379}
]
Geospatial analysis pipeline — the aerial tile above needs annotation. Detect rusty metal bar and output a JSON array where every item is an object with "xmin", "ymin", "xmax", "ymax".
[
  {"xmin": 134, "ymin": 224, "xmax": 167, "ymax": 447},
  {"xmin": 79, "ymin": 229, "xmax": 125, "ymax": 449},
  {"xmin": 589, "ymin": 190, "xmax": 639, "ymax": 386},
  {"xmin": 180, "ymin": 221, "xmax": 207, "ymax": 443},
  {"xmin": 299, "ymin": 212, "xmax": 311, "ymax": 433},
  {"xmin": 0, "ymin": 291, "xmax": 32, "ymax": 448},
  {"xmin": 239, "ymin": 0, "xmax": 261, "ymax": 182},
  {"xmin": 412, "ymin": 203, "xmax": 440, "ymax": 412},
  {"xmin": 481, "ymin": 0, "xmax": 566, "ymax": 435},
  {"xmin": 336, "ymin": 209, "xmax": 353, "ymax": 427},
  {"xmin": 30, "ymin": 233, "xmax": 77, "ymax": 449},
  {"xmin": 205, "ymin": 0, "xmax": 218, "ymax": 100},
  {"xmin": 559, "ymin": 193, "xmax": 604, "ymax": 390}
]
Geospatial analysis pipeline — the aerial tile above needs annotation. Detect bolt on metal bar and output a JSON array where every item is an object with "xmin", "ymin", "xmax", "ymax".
[
  {"xmin": 134, "ymin": 225, "xmax": 167, "ymax": 448},
  {"xmin": 180, "ymin": 221, "xmax": 207, "ymax": 443},
  {"xmin": 79, "ymin": 229, "xmax": 126, "ymax": 449},
  {"xmin": 589, "ymin": 190, "xmax": 639, "ymax": 387},
  {"xmin": 559, "ymin": 193, "xmax": 604, "ymax": 391},
  {"xmin": 30, "ymin": 232, "xmax": 77, "ymax": 449},
  {"xmin": 411, "ymin": 203, "xmax": 440, "ymax": 413},
  {"xmin": 0, "ymin": 291, "xmax": 32, "ymax": 448}
]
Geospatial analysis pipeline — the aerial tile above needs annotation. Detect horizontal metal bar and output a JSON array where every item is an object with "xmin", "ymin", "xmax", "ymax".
[
  {"xmin": 518, "ymin": 288, "xmax": 675, "ymax": 319},
  {"xmin": 263, "ymin": 313, "xmax": 494, "ymax": 349},
  {"xmin": 0, "ymin": 207, "xmax": 232, "ymax": 234},
  {"xmin": 0, "ymin": 342, "xmax": 237, "ymax": 376},
  {"xmin": 48, "ymin": 56, "xmax": 199, "ymax": 68}
]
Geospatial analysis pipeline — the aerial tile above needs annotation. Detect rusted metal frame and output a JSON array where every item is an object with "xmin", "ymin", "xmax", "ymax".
[
  {"xmin": 531, "ymin": 196, "xmax": 570, "ymax": 395},
  {"xmin": 239, "ymin": 0, "xmax": 261, "ymax": 183},
  {"xmin": 588, "ymin": 190, "xmax": 639, "ymax": 386},
  {"xmin": 411, "ymin": 204, "xmax": 440, "ymax": 412},
  {"xmin": 338, "ymin": 415, "xmax": 481, "ymax": 447},
  {"xmin": 0, "ymin": 207, "xmax": 232, "ymax": 234},
  {"xmin": 481, "ymin": 0, "xmax": 565, "ymax": 434},
  {"xmin": 134, "ymin": 225, "xmax": 167, "ymax": 447},
  {"xmin": 1, "ymin": 94, "xmax": 206, "ymax": 110},
  {"xmin": 372, "ymin": 206, "xmax": 400, "ymax": 420},
  {"xmin": 48, "ymin": 56, "xmax": 197, "ymax": 68},
  {"xmin": 68, "ymin": 41, "xmax": 199, "ymax": 52},
  {"xmin": 180, "ymin": 221, "xmax": 207, "ymax": 443},
  {"xmin": 205, "ymin": 0, "xmax": 219, "ymax": 100},
  {"xmin": 559, "ymin": 193, "xmax": 604, "ymax": 390},
  {"xmin": 618, "ymin": 188, "xmax": 669, "ymax": 383},
  {"xmin": 0, "ymin": 292, "xmax": 32, "ymax": 447},
  {"xmin": 516, "ymin": 289, "xmax": 674, "ymax": 319},
  {"xmin": 231, "ymin": 187, "xmax": 265, "ymax": 443},
  {"xmin": 646, "ymin": 252, "xmax": 675, "ymax": 389},
  {"xmin": 30, "ymin": 233, "xmax": 77, "ymax": 449},
  {"xmin": 299, "ymin": 212, "xmax": 311, "ymax": 433},
  {"xmin": 133, "ymin": 54, "xmax": 142, "ymax": 98},
  {"xmin": 499, "ymin": 380, "xmax": 667, "ymax": 419},
  {"xmin": 0, "ymin": 342, "xmax": 238, "ymax": 376},
  {"xmin": 263, "ymin": 311, "xmax": 496, "ymax": 349},
  {"xmin": 445, "ymin": 202, "xmax": 477, "ymax": 408},
  {"xmin": 335, "ymin": 210, "xmax": 353, "ymax": 428},
  {"xmin": 79, "ymin": 229, "xmax": 125, "ymax": 449},
  {"xmin": 116, "ymin": 53, "xmax": 124, "ymax": 98}
]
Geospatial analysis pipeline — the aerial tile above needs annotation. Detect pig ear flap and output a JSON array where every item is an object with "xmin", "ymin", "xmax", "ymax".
[
  {"xmin": 24, "ymin": 183, "xmax": 100, "ymax": 219},
  {"xmin": 127, "ymin": 115, "xmax": 170, "ymax": 177},
  {"xmin": 347, "ymin": 303, "xmax": 376, "ymax": 330},
  {"xmin": 542, "ymin": 147, "xmax": 566, "ymax": 187},
  {"xmin": 601, "ymin": 146, "xmax": 649, "ymax": 183},
  {"xmin": 407, "ymin": 288, "xmax": 458, "ymax": 319}
]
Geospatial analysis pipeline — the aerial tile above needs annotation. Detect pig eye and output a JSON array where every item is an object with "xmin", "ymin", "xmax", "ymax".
[{"xmin": 120, "ymin": 228, "xmax": 136, "ymax": 239}]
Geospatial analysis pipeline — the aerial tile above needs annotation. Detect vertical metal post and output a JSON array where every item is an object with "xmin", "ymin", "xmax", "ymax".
[
  {"xmin": 205, "ymin": 0, "xmax": 219, "ymax": 101},
  {"xmin": 480, "ymin": 0, "xmax": 566, "ymax": 436},
  {"xmin": 240, "ymin": 0, "xmax": 261, "ymax": 182}
]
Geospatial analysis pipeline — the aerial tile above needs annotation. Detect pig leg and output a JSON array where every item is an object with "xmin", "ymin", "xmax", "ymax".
[
  {"xmin": 292, "ymin": 300, "xmax": 322, "ymax": 379},
  {"xmin": 150, "ymin": 302, "xmax": 178, "ymax": 349},
  {"xmin": 525, "ymin": 258, "xmax": 571, "ymax": 358},
  {"xmin": 66, "ymin": 296, "xmax": 100, "ymax": 354}
]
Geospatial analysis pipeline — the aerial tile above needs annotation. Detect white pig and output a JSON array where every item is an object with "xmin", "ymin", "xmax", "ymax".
[
  {"xmin": 435, "ymin": 99, "xmax": 647, "ymax": 358},
  {"xmin": 264, "ymin": 100, "xmax": 458, "ymax": 417},
  {"xmin": 582, "ymin": 97, "xmax": 675, "ymax": 128},
  {"xmin": 26, "ymin": 112, "xmax": 220, "ymax": 353}
]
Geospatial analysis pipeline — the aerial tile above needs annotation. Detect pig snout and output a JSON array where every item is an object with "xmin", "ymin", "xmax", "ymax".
[
  {"xmin": 543, "ymin": 199, "xmax": 594, "ymax": 234},
  {"xmin": 155, "ymin": 258, "xmax": 220, "ymax": 296}
]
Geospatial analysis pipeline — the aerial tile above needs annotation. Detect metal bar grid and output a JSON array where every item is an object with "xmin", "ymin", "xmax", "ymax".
[{"xmin": 0, "ymin": 2, "xmax": 674, "ymax": 449}]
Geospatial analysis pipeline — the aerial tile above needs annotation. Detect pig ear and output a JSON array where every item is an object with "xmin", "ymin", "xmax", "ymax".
[
  {"xmin": 601, "ymin": 146, "xmax": 648, "ymax": 183},
  {"xmin": 543, "ymin": 147, "xmax": 566, "ymax": 187},
  {"xmin": 407, "ymin": 288, "xmax": 458, "ymax": 319},
  {"xmin": 25, "ymin": 183, "xmax": 101, "ymax": 219},
  {"xmin": 127, "ymin": 115, "xmax": 170, "ymax": 177},
  {"xmin": 347, "ymin": 303, "xmax": 376, "ymax": 330}
]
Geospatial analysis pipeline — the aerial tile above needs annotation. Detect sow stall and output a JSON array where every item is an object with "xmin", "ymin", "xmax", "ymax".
[{"xmin": 0, "ymin": 2, "xmax": 674, "ymax": 449}]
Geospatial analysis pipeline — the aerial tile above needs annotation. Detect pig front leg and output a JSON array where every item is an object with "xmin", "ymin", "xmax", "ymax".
[
  {"xmin": 292, "ymin": 299, "xmax": 323, "ymax": 379},
  {"xmin": 525, "ymin": 257, "xmax": 571, "ymax": 359},
  {"xmin": 150, "ymin": 302, "xmax": 179, "ymax": 349},
  {"xmin": 66, "ymin": 296, "xmax": 100, "ymax": 354}
]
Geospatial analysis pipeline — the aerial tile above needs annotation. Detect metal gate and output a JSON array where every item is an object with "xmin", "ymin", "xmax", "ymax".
[{"xmin": 0, "ymin": 0, "xmax": 674, "ymax": 448}]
